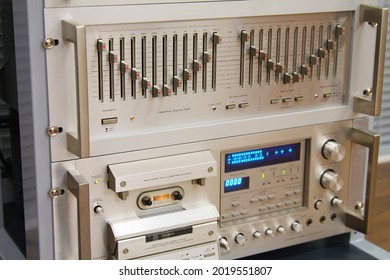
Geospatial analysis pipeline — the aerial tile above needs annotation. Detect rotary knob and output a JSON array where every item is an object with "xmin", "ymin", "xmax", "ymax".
[
  {"xmin": 322, "ymin": 140, "xmax": 346, "ymax": 162},
  {"xmin": 171, "ymin": 191, "xmax": 183, "ymax": 201},
  {"xmin": 291, "ymin": 221, "xmax": 303, "ymax": 233},
  {"xmin": 320, "ymin": 170, "xmax": 344, "ymax": 193},
  {"xmin": 141, "ymin": 196, "xmax": 153, "ymax": 206},
  {"xmin": 235, "ymin": 233, "xmax": 247, "ymax": 246},
  {"xmin": 253, "ymin": 231, "xmax": 261, "ymax": 238},
  {"xmin": 219, "ymin": 237, "xmax": 230, "ymax": 250}
]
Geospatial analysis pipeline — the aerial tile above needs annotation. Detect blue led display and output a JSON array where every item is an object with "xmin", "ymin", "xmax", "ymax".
[
  {"xmin": 225, "ymin": 143, "xmax": 301, "ymax": 173},
  {"xmin": 224, "ymin": 177, "xmax": 250, "ymax": 193}
]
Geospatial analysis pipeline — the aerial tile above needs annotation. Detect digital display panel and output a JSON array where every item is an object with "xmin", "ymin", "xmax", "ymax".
[
  {"xmin": 224, "ymin": 177, "xmax": 250, "ymax": 193},
  {"xmin": 225, "ymin": 143, "xmax": 301, "ymax": 173}
]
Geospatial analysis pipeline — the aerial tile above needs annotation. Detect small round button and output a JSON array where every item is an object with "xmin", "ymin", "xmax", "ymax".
[
  {"xmin": 277, "ymin": 226, "xmax": 285, "ymax": 234},
  {"xmin": 93, "ymin": 205, "xmax": 104, "ymax": 215},
  {"xmin": 253, "ymin": 231, "xmax": 261, "ymax": 238},
  {"xmin": 314, "ymin": 200, "xmax": 323, "ymax": 210},
  {"xmin": 331, "ymin": 197, "xmax": 343, "ymax": 208},
  {"xmin": 265, "ymin": 228, "xmax": 273, "ymax": 236}
]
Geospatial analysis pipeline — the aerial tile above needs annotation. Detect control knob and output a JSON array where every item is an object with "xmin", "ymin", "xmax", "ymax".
[
  {"xmin": 93, "ymin": 205, "xmax": 104, "ymax": 215},
  {"xmin": 331, "ymin": 197, "xmax": 343, "ymax": 208},
  {"xmin": 277, "ymin": 226, "xmax": 285, "ymax": 234},
  {"xmin": 322, "ymin": 140, "xmax": 346, "ymax": 162},
  {"xmin": 320, "ymin": 170, "xmax": 344, "ymax": 193},
  {"xmin": 235, "ymin": 233, "xmax": 247, "ymax": 246},
  {"xmin": 171, "ymin": 191, "xmax": 183, "ymax": 201},
  {"xmin": 219, "ymin": 237, "xmax": 230, "ymax": 251},
  {"xmin": 314, "ymin": 200, "xmax": 323, "ymax": 210},
  {"xmin": 291, "ymin": 221, "xmax": 303, "ymax": 233},
  {"xmin": 141, "ymin": 196, "xmax": 153, "ymax": 206},
  {"xmin": 265, "ymin": 228, "xmax": 273, "ymax": 236},
  {"xmin": 253, "ymin": 231, "xmax": 261, "ymax": 238}
]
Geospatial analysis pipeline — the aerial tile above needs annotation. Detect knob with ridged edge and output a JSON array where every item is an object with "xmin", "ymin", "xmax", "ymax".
[
  {"xmin": 320, "ymin": 170, "xmax": 344, "ymax": 193},
  {"xmin": 322, "ymin": 140, "xmax": 346, "ymax": 162}
]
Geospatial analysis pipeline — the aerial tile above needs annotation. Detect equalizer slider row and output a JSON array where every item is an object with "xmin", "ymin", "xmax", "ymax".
[
  {"xmin": 95, "ymin": 32, "xmax": 222, "ymax": 102},
  {"xmin": 238, "ymin": 23, "xmax": 344, "ymax": 87}
]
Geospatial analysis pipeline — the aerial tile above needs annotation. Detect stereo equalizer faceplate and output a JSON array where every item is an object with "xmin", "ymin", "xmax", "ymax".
[{"xmin": 52, "ymin": 10, "xmax": 352, "ymax": 159}]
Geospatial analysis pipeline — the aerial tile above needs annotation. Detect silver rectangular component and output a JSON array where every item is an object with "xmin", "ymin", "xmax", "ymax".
[
  {"xmin": 226, "ymin": 104, "xmax": 236, "ymax": 110},
  {"xmin": 101, "ymin": 117, "xmax": 118, "ymax": 125},
  {"xmin": 107, "ymin": 150, "xmax": 217, "ymax": 193},
  {"xmin": 107, "ymin": 204, "xmax": 219, "ymax": 260},
  {"xmin": 136, "ymin": 242, "xmax": 220, "ymax": 260},
  {"xmin": 239, "ymin": 102, "xmax": 249, "ymax": 108}
]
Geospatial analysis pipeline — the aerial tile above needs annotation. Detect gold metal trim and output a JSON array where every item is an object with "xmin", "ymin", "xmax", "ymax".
[
  {"xmin": 346, "ymin": 127, "xmax": 380, "ymax": 234},
  {"xmin": 67, "ymin": 170, "xmax": 91, "ymax": 260},
  {"xmin": 354, "ymin": 5, "xmax": 388, "ymax": 116},
  {"xmin": 62, "ymin": 21, "xmax": 90, "ymax": 158}
]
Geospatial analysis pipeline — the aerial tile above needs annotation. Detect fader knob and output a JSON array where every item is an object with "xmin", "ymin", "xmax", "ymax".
[
  {"xmin": 320, "ymin": 170, "xmax": 344, "ymax": 193},
  {"xmin": 322, "ymin": 140, "xmax": 346, "ymax": 162},
  {"xmin": 291, "ymin": 221, "xmax": 303, "ymax": 233},
  {"xmin": 235, "ymin": 233, "xmax": 247, "ymax": 246}
]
